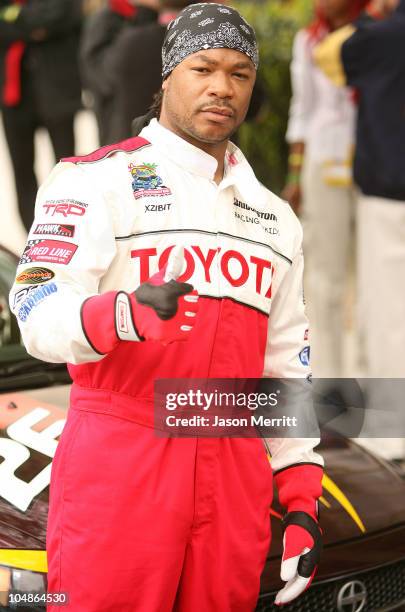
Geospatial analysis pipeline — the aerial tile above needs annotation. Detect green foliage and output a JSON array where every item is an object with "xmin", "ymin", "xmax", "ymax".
[{"xmin": 235, "ymin": 0, "xmax": 312, "ymax": 194}]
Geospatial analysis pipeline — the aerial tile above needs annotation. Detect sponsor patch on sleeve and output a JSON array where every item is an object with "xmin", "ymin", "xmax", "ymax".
[
  {"xmin": 17, "ymin": 282, "xmax": 58, "ymax": 322},
  {"xmin": 42, "ymin": 199, "xmax": 88, "ymax": 217},
  {"xmin": 13, "ymin": 285, "xmax": 38, "ymax": 309},
  {"xmin": 19, "ymin": 240, "xmax": 77, "ymax": 265},
  {"xmin": 16, "ymin": 267, "xmax": 55, "ymax": 285},
  {"xmin": 33, "ymin": 223, "xmax": 75, "ymax": 238}
]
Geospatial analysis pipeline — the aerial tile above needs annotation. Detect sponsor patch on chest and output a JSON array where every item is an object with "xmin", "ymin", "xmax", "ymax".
[
  {"xmin": 131, "ymin": 244, "xmax": 273, "ymax": 304},
  {"xmin": 233, "ymin": 198, "xmax": 279, "ymax": 235},
  {"xmin": 129, "ymin": 162, "xmax": 172, "ymax": 199}
]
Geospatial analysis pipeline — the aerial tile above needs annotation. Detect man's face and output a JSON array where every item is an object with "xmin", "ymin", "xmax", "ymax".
[{"xmin": 160, "ymin": 47, "xmax": 256, "ymax": 148}]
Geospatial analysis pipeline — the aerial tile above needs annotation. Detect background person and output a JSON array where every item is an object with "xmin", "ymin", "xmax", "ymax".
[
  {"xmin": 80, "ymin": 0, "xmax": 159, "ymax": 145},
  {"xmin": 314, "ymin": 0, "xmax": 405, "ymax": 458},
  {"xmin": 104, "ymin": 0, "xmax": 190, "ymax": 143},
  {"xmin": 282, "ymin": 0, "xmax": 368, "ymax": 378},
  {"xmin": 0, "ymin": 0, "xmax": 82, "ymax": 232},
  {"xmin": 313, "ymin": 0, "xmax": 404, "ymax": 379}
]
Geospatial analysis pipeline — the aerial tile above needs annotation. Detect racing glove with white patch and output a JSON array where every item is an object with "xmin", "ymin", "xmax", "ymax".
[
  {"xmin": 274, "ymin": 463, "xmax": 323, "ymax": 606},
  {"xmin": 81, "ymin": 246, "xmax": 199, "ymax": 353}
]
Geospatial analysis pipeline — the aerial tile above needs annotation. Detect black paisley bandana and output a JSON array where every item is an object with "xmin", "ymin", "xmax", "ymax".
[{"xmin": 162, "ymin": 2, "xmax": 259, "ymax": 79}]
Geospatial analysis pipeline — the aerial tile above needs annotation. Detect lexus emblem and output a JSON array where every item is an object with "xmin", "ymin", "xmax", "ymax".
[{"xmin": 337, "ymin": 580, "xmax": 367, "ymax": 612}]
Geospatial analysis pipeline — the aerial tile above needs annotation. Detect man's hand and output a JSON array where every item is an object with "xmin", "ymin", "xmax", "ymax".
[
  {"xmin": 281, "ymin": 183, "xmax": 302, "ymax": 215},
  {"xmin": 81, "ymin": 246, "xmax": 199, "ymax": 353},
  {"xmin": 273, "ymin": 463, "xmax": 323, "ymax": 606},
  {"xmin": 133, "ymin": 246, "xmax": 199, "ymax": 344},
  {"xmin": 275, "ymin": 511, "xmax": 322, "ymax": 606},
  {"xmin": 281, "ymin": 143, "xmax": 304, "ymax": 215}
]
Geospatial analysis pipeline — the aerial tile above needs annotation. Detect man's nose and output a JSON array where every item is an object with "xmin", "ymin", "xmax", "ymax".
[{"xmin": 207, "ymin": 72, "xmax": 234, "ymax": 98}]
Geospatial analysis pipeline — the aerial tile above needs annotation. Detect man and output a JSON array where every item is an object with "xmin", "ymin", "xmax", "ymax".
[
  {"xmin": 314, "ymin": 0, "xmax": 405, "ymax": 458},
  {"xmin": 10, "ymin": 4, "xmax": 323, "ymax": 610},
  {"xmin": 315, "ymin": 0, "xmax": 405, "ymax": 378},
  {"xmin": 80, "ymin": 0, "xmax": 159, "ymax": 145},
  {"xmin": 340, "ymin": 0, "xmax": 405, "ymax": 383},
  {"xmin": 0, "ymin": 0, "xmax": 82, "ymax": 232},
  {"xmin": 281, "ymin": 0, "xmax": 368, "ymax": 379}
]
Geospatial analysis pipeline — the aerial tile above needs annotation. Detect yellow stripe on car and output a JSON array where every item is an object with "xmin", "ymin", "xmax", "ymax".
[
  {"xmin": 0, "ymin": 549, "xmax": 47, "ymax": 573},
  {"xmin": 322, "ymin": 474, "xmax": 366, "ymax": 533}
]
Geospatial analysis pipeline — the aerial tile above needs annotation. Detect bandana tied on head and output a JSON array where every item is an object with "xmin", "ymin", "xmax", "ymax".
[{"xmin": 162, "ymin": 2, "xmax": 259, "ymax": 79}]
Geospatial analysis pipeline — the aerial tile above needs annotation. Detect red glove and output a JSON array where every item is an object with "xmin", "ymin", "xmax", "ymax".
[
  {"xmin": 81, "ymin": 246, "xmax": 199, "ymax": 354},
  {"xmin": 274, "ymin": 463, "xmax": 323, "ymax": 606}
]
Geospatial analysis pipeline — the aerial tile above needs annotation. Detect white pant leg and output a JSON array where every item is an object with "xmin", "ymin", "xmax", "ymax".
[
  {"xmin": 357, "ymin": 194, "xmax": 405, "ymax": 377},
  {"xmin": 301, "ymin": 159, "xmax": 355, "ymax": 377},
  {"xmin": 357, "ymin": 195, "xmax": 405, "ymax": 459}
]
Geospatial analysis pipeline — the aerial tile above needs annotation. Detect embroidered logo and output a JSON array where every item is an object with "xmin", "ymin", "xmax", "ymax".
[
  {"xmin": 17, "ymin": 282, "xmax": 58, "ymax": 322},
  {"xmin": 129, "ymin": 163, "xmax": 171, "ymax": 200},
  {"xmin": 33, "ymin": 223, "xmax": 75, "ymax": 238},
  {"xmin": 19, "ymin": 239, "xmax": 78, "ymax": 265},
  {"xmin": 16, "ymin": 267, "xmax": 55, "ymax": 285}
]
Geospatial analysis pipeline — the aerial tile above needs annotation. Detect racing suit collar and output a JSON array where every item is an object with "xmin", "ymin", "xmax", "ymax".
[
  {"xmin": 222, "ymin": 145, "xmax": 268, "ymax": 210},
  {"xmin": 141, "ymin": 119, "xmax": 268, "ymax": 211}
]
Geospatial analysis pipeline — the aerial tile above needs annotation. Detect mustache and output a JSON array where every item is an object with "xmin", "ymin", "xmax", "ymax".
[{"xmin": 197, "ymin": 102, "xmax": 236, "ymax": 114}]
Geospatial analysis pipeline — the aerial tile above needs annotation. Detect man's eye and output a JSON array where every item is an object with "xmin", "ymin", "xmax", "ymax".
[
  {"xmin": 192, "ymin": 67, "xmax": 209, "ymax": 73},
  {"xmin": 233, "ymin": 72, "xmax": 248, "ymax": 80}
]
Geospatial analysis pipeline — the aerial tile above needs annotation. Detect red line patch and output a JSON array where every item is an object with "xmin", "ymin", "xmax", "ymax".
[{"xmin": 19, "ymin": 240, "xmax": 78, "ymax": 265}]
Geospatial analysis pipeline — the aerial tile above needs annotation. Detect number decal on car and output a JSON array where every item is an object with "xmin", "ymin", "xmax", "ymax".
[{"xmin": 0, "ymin": 408, "xmax": 65, "ymax": 512}]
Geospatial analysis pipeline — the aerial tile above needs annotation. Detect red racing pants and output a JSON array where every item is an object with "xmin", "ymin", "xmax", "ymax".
[{"xmin": 46, "ymin": 385, "xmax": 273, "ymax": 611}]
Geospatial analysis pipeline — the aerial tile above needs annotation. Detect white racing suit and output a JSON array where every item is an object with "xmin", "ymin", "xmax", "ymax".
[{"xmin": 10, "ymin": 119, "xmax": 323, "ymax": 611}]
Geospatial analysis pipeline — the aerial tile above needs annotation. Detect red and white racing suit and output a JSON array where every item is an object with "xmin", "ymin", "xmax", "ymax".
[{"xmin": 10, "ymin": 119, "xmax": 323, "ymax": 611}]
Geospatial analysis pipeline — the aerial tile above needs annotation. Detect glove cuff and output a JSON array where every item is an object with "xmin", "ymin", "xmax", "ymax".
[
  {"xmin": 274, "ymin": 463, "xmax": 323, "ymax": 520},
  {"xmin": 115, "ymin": 292, "xmax": 144, "ymax": 342},
  {"xmin": 81, "ymin": 291, "xmax": 142, "ymax": 355}
]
